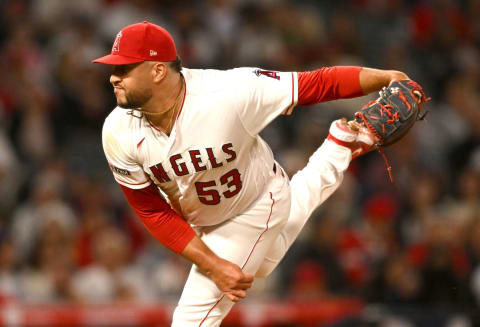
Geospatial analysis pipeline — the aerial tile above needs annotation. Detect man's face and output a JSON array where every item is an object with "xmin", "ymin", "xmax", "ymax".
[{"xmin": 110, "ymin": 62, "xmax": 153, "ymax": 109}]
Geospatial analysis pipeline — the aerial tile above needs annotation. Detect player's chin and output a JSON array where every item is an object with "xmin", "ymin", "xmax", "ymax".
[
  {"xmin": 114, "ymin": 94, "xmax": 125, "ymax": 105},
  {"xmin": 116, "ymin": 99, "xmax": 135, "ymax": 109}
]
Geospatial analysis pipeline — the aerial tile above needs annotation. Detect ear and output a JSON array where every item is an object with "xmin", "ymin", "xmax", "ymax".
[{"xmin": 151, "ymin": 62, "xmax": 167, "ymax": 83}]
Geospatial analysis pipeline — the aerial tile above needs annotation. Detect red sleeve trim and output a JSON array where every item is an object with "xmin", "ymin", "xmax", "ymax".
[
  {"xmin": 120, "ymin": 184, "xmax": 195, "ymax": 253},
  {"xmin": 283, "ymin": 72, "xmax": 296, "ymax": 115},
  {"xmin": 297, "ymin": 66, "xmax": 364, "ymax": 106},
  {"xmin": 290, "ymin": 72, "xmax": 295, "ymax": 108}
]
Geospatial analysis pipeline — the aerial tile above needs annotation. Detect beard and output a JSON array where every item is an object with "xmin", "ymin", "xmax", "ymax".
[{"xmin": 116, "ymin": 88, "xmax": 153, "ymax": 109}]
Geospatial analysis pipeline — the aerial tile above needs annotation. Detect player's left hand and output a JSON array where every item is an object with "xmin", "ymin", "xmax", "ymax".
[{"xmin": 354, "ymin": 79, "xmax": 429, "ymax": 147}]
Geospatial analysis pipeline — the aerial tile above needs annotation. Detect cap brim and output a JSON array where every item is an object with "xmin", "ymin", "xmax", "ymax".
[{"xmin": 92, "ymin": 54, "xmax": 144, "ymax": 65}]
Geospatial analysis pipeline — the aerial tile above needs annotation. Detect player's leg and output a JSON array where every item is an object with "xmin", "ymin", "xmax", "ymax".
[
  {"xmin": 256, "ymin": 119, "xmax": 375, "ymax": 277},
  {"xmin": 171, "ymin": 170, "xmax": 291, "ymax": 327}
]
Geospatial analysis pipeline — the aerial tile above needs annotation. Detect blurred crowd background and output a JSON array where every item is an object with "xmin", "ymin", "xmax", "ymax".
[{"xmin": 0, "ymin": 0, "xmax": 479, "ymax": 326}]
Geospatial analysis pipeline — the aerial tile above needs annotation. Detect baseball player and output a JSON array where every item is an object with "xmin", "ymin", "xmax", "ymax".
[{"xmin": 93, "ymin": 21, "xmax": 423, "ymax": 326}]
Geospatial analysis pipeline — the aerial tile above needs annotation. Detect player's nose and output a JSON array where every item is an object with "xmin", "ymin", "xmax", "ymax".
[{"xmin": 110, "ymin": 73, "xmax": 122, "ymax": 86}]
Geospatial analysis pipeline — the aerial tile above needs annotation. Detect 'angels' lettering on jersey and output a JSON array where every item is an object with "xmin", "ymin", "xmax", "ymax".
[
  {"xmin": 102, "ymin": 67, "xmax": 298, "ymax": 226},
  {"xmin": 149, "ymin": 143, "xmax": 237, "ymax": 183}
]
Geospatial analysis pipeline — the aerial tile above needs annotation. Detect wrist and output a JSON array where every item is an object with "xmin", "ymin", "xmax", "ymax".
[
  {"xmin": 201, "ymin": 254, "xmax": 222, "ymax": 277},
  {"xmin": 389, "ymin": 71, "xmax": 410, "ymax": 83},
  {"xmin": 180, "ymin": 235, "xmax": 220, "ymax": 274}
]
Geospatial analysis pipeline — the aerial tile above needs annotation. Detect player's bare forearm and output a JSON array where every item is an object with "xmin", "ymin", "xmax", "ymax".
[
  {"xmin": 180, "ymin": 235, "xmax": 254, "ymax": 302},
  {"xmin": 359, "ymin": 67, "xmax": 410, "ymax": 94}
]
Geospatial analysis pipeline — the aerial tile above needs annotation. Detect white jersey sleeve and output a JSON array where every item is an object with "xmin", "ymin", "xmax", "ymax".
[
  {"xmin": 102, "ymin": 110, "xmax": 151, "ymax": 189},
  {"xmin": 233, "ymin": 68, "xmax": 298, "ymax": 136}
]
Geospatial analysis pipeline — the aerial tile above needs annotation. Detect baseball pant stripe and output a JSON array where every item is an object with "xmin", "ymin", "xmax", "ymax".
[
  {"xmin": 198, "ymin": 192, "xmax": 275, "ymax": 326},
  {"xmin": 199, "ymin": 295, "xmax": 224, "ymax": 327},
  {"xmin": 241, "ymin": 192, "xmax": 274, "ymax": 269}
]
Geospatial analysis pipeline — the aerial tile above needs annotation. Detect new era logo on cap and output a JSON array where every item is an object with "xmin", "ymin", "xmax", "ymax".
[{"xmin": 92, "ymin": 21, "xmax": 177, "ymax": 65}]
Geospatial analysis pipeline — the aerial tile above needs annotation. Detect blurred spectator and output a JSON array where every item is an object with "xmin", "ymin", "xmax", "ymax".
[
  {"xmin": 407, "ymin": 217, "xmax": 471, "ymax": 308},
  {"xmin": 73, "ymin": 206, "xmax": 110, "ymax": 267},
  {"xmin": 10, "ymin": 161, "xmax": 76, "ymax": 264},
  {"xmin": 0, "ymin": 237, "xmax": 21, "ymax": 301},
  {"xmin": 0, "ymin": 124, "xmax": 22, "ymax": 215},
  {"xmin": 337, "ymin": 193, "xmax": 399, "ymax": 290},
  {"xmin": 398, "ymin": 172, "xmax": 444, "ymax": 247},
  {"xmin": 72, "ymin": 226, "xmax": 150, "ymax": 303},
  {"xmin": 288, "ymin": 260, "xmax": 328, "ymax": 300},
  {"xmin": 368, "ymin": 253, "xmax": 422, "ymax": 304},
  {"xmin": 19, "ymin": 216, "xmax": 78, "ymax": 303},
  {"xmin": 443, "ymin": 168, "xmax": 480, "ymax": 235},
  {"xmin": 467, "ymin": 219, "xmax": 480, "ymax": 307},
  {"xmin": 282, "ymin": 214, "xmax": 348, "ymax": 298},
  {"xmin": 467, "ymin": 219, "xmax": 480, "ymax": 268},
  {"xmin": 135, "ymin": 237, "xmax": 190, "ymax": 300}
]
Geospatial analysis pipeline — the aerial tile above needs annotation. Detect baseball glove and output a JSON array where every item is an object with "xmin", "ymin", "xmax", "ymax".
[
  {"xmin": 355, "ymin": 80, "xmax": 429, "ymax": 146},
  {"xmin": 354, "ymin": 80, "xmax": 430, "ymax": 181}
]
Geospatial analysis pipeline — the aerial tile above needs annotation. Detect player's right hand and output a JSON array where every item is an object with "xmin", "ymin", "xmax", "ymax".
[{"xmin": 208, "ymin": 258, "xmax": 254, "ymax": 302}]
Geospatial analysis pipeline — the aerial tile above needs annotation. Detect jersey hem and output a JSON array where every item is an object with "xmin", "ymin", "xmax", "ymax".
[{"xmin": 116, "ymin": 179, "xmax": 152, "ymax": 189}]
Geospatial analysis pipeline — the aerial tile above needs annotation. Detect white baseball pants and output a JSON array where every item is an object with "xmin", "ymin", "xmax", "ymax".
[{"xmin": 171, "ymin": 140, "xmax": 351, "ymax": 327}]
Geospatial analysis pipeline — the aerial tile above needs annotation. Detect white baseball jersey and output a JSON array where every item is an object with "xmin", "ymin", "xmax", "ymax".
[{"xmin": 102, "ymin": 67, "xmax": 298, "ymax": 226}]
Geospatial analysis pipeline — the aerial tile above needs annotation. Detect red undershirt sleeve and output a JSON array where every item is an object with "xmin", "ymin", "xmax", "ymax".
[
  {"xmin": 297, "ymin": 66, "xmax": 365, "ymax": 106},
  {"xmin": 120, "ymin": 184, "xmax": 196, "ymax": 254}
]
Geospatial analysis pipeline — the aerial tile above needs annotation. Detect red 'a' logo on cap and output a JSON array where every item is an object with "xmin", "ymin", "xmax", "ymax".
[{"xmin": 112, "ymin": 32, "xmax": 122, "ymax": 53}]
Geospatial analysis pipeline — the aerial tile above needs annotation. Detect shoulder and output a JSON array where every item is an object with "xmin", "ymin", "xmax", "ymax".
[
  {"xmin": 103, "ymin": 107, "xmax": 142, "ymax": 138},
  {"xmin": 102, "ymin": 107, "xmax": 141, "ymax": 156},
  {"xmin": 103, "ymin": 107, "xmax": 131, "ymax": 133},
  {"xmin": 182, "ymin": 67, "xmax": 260, "ymax": 94}
]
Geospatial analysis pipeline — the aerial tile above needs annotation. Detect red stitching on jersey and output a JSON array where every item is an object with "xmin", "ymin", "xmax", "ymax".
[
  {"xmin": 198, "ymin": 192, "xmax": 275, "ymax": 326},
  {"xmin": 136, "ymin": 137, "xmax": 145, "ymax": 148}
]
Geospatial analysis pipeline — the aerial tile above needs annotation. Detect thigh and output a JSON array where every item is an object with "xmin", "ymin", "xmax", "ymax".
[
  {"xmin": 257, "ymin": 144, "xmax": 350, "ymax": 277},
  {"xmin": 289, "ymin": 141, "xmax": 350, "ymax": 223},
  {"xmin": 171, "ymin": 173, "xmax": 290, "ymax": 327}
]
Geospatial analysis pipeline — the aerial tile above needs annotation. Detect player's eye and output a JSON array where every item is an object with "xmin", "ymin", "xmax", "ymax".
[
  {"xmin": 113, "ymin": 65, "xmax": 128, "ymax": 76},
  {"xmin": 112, "ymin": 64, "xmax": 139, "ymax": 76}
]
